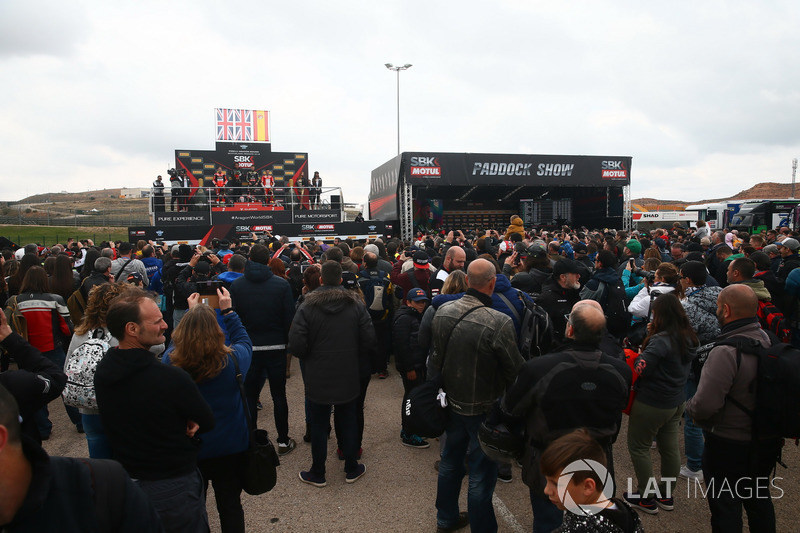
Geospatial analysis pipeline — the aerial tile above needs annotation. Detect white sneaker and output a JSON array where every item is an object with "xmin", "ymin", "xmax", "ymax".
[{"xmin": 679, "ymin": 464, "xmax": 703, "ymax": 482}]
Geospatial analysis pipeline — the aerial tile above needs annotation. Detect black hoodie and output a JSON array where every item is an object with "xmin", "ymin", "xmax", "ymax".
[{"xmin": 95, "ymin": 347, "xmax": 214, "ymax": 480}]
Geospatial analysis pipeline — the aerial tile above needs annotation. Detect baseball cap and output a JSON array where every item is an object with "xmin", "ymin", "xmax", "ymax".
[
  {"xmin": 406, "ymin": 288, "xmax": 429, "ymax": 302},
  {"xmin": 776, "ymin": 238, "xmax": 800, "ymax": 251},
  {"xmin": 573, "ymin": 242, "xmax": 588, "ymax": 254},
  {"xmin": 763, "ymin": 244, "xmax": 779, "ymax": 255},
  {"xmin": 553, "ymin": 259, "xmax": 581, "ymax": 277},
  {"xmin": 525, "ymin": 244, "xmax": 547, "ymax": 259},
  {"xmin": 126, "ymin": 272, "xmax": 144, "ymax": 284},
  {"xmin": 341, "ymin": 271, "xmax": 358, "ymax": 290},
  {"xmin": 194, "ymin": 261, "xmax": 211, "ymax": 274},
  {"xmin": 413, "ymin": 251, "xmax": 430, "ymax": 269},
  {"xmin": 14, "ymin": 248, "xmax": 25, "ymax": 260}
]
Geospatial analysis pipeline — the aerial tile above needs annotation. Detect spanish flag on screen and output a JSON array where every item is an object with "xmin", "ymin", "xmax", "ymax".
[{"xmin": 254, "ymin": 110, "xmax": 270, "ymax": 142}]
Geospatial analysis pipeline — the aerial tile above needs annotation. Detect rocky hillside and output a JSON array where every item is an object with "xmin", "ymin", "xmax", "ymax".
[{"xmin": 634, "ymin": 182, "xmax": 797, "ymax": 210}]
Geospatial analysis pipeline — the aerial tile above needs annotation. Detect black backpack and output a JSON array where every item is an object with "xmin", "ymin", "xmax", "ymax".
[
  {"xmin": 600, "ymin": 280, "xmax": 631, "ymax": 340},
  {"xmin": 357, "ymin": 269, "xmax": 393, "ymax": 322},
  {"xmin": 716, "ymin": 336, "xmax": 800, "ymax": 441},
  {"xmin": 497, "ymin": 290, "xmax": 554, "ymax": 358}
]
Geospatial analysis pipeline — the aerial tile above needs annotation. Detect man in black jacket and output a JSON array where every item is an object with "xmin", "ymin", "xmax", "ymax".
[
  {"xmin": 0, "ymin": 384, "xmax": 165, "ymax": 532},
  {"xmin": 289, "ymin": 260, "xmax": 376, "ymax": 487},
  {"xmin": 95, "ymin": 288, "xmax": 214, "ymax": 533},
  {"xmin": 230, "ymin": 244, "xmax": 297, "ymax": 456},
  {"xmin": 536, "ymin": 259, "xmax": 582, "ymax": 343},
  {"xmin": 502, "ymin": 302, "xmax": 631, "ymax": 532}
]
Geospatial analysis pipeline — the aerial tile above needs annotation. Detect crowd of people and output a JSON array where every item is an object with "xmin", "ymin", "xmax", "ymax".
[
  {"xmin": 1, "ymin": 215, "xmax": 798, "ymax": 532},
  {"xmin": 152, "ymin": 169, "xmax": 325, "ymax": 212}
]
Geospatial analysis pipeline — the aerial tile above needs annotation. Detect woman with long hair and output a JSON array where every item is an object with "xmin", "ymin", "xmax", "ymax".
[
  {"xmin": 49, "ymin": 253, "xmax": 78, "ymax": 301},
  {"xmin": 625, "ymin": 293, "xmax": 698, "ymax": 513},
  {"xmin": 66, "ymin": 282, "xmax": 141, "ymax": 457},
  {"xmin": 7, "ymin": 253, "xmax": 40, "ymax": 296},
  {"xmin": 10, "ymin": 265, "xmax": 81, "ymax": 438},
  {"xmin": 164, "ymin": 288, "xmax": 252, "ymax": 533},
  {"xmin": 80, "ymin": 248, "xmax": 102, "ymax": 281}
]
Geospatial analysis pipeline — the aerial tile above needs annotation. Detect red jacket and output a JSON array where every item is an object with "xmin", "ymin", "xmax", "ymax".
[{"xmin": 14, "ymin": 292, "xmax": 72, "ymax": 353}]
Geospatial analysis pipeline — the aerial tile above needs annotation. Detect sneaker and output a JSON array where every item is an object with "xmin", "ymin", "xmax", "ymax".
[
  {"xmin": 680, "ymin": 464, "xmax": 704, "ymax": 482},
  {"xmin": 497, "ymin": 471, "xmax": 513, "ymax": 483},
  {"xmin": 298, "ymin": 471, "xmax": 326, "ymax": 488},
  {"xmin": 656, "ymin": 497, "xmax": 674, "ymax": 511},
  {"xmin": 402, "ymin": 435, "xmax": 430, "ymax": 449},
  {"xmin": 623, "ymin": 492, "xmax": 659, "ymax": 515},
  {"xmin": 377, "ymin": 371, "xmax": 388, "ymax": 379},
  {"xmin": 256, "ymin": 401, "xmax": 264, "ymax": 411},
  {"xmin": 278, "ymin": 438, "xmax": 296, "ymax": 456},
  {"xmin": 437, "ymin": 511, "xmax": 470, "ymax": 533},
  {"xmin": 337, "ymin": 447, "xmax": 363, "ymax": 460},
  {"xmin": 345, "ymin": 463, "xmax": 366, "ymax": 483}
]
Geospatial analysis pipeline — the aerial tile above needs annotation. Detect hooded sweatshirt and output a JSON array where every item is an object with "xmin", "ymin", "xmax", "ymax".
[{"xmin": 94, "ymin": 346, "xmax": 214, "ymax": 480}]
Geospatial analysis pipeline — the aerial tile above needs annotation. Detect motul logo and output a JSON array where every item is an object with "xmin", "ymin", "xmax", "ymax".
[
  {"xmin": 601, "ymin": 161, "xmax": 627, "ymax": 179},
  {"xmin": 410, "ymin": 167, "xmax": 441, "ymax": 176},
  {"xmin": 252, "ymin": 225, "xmax": 273, "ymax": 231},
  {"xmin": 315, "ymin": 224, "xmax": 334, "ymax": 230}
]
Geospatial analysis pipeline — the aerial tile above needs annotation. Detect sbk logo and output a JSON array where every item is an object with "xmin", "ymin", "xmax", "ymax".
[
  {"xmin": 410, "ymin": 156, "xmax": 442, "ymax": 178},
  {"xmin": 409, "ymin": 156, "xmax": 439, "ymax": 166}
]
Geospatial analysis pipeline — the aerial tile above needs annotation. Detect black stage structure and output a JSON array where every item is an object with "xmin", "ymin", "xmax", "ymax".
[
  {"xmin": 140, "ymin": 141, "xmax": 386, "ymax": 244},
  {"xmin": 369, "ymin": 152, "xmax": 632, "ymax": 240}
]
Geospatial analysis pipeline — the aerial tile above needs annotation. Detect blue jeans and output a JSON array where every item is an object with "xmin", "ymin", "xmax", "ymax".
[
  {"xmin": 684, "ymin": 379, "xmax": 704, "ymax": 472},
  {"xmin": 244, "ymin": 350, "xmax": 289, "ymax": 443},
  {"xmin": 308, "ymin": 398, "xmax": 359, "ymax": 477},
  {"xmin": 82, "ymin": 413, "xmax": 113, "ymax": 459},
  {"xmin": 436, "ymin": 412, "xmax": 498, "ymax": 533},
  {"xmin": 35, "ymin": 347, "xmax": 82, "ymax": 436},
  {"xmin": 530, "ymin": 490, "xmax": 564, "ymax": 533}
]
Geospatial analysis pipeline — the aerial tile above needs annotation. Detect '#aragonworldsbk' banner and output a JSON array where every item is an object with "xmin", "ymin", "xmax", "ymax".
[{"xmin": 215, "ymin": 109, "xmax": 270, "ymax": 143}]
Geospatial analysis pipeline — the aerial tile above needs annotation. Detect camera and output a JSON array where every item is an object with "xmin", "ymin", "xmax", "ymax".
[
  {"xmin": 167, "ymin": 168, "xmax": 178, "ymax": 178},
  {"xmin": 633, "ymin": 267, "xmax": 656, "ymax": 282}
]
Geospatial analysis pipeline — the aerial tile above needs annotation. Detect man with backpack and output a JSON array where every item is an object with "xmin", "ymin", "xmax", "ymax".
[
  {"xmin": 580, "ymin": 249, "xmax": 630, "ymax": 342},
  {"xmin": 686, "ymin": 284, "xmax": 783, "ymax": 533},
  {"xmin": 502, "ymin": 301, "xmax": 631, "ymax": 533},
  {"xmin": 110, "ymin": 242, "xmax": 149, "ymax": 288},
  {"xmin": 357, "ymin": 252, "xmax": 393, "ymax": 378},
  {"xmin": 727, "ymin": 257, "xmax": 792, "ymax": 343}
]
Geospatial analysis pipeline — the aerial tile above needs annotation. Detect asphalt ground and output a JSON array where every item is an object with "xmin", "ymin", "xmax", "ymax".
[{"xmin": 41, "ymin": 360, "xmax": 800, "ymax": 532}]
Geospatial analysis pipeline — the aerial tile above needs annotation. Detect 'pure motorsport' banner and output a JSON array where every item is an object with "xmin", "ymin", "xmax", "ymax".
[
  {"xmin": 215, "ymin": 108, "xmax": 270, "ymax": 143},
  {"xmin": 403, "ymin": 153, "xmax": 631, "ymax": 187}
]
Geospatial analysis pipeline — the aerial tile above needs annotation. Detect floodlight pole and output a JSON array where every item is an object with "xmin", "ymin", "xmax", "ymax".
[{"xmin": 385, "ymin": 63, "xmax": 412, "ymax": 155}]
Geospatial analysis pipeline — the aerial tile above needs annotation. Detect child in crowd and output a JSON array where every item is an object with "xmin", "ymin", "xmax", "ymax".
[{"xmin": 541, "ymin": 428, "xmax": 644, "ymax": 533}]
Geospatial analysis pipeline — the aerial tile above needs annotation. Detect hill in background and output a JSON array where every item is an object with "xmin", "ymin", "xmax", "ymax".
[{"xmin": 633, "ymin": 182, "xmax": 798, "ymax": 211}]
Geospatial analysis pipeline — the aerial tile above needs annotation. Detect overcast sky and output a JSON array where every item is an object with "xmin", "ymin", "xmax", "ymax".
[{"xmin": 2, "ymin": 1, "xmax": 799, "ymax": 206}]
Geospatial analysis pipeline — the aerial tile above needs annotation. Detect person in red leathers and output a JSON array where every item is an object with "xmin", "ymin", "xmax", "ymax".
[
  {"xmin": 261, "ymin": 170, "xmax": 275, "ymax": 206},
  {"xmin": 213, "ymin": 168, "xmax": 227, "ymax": 205}
]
